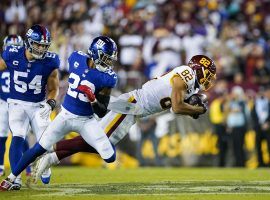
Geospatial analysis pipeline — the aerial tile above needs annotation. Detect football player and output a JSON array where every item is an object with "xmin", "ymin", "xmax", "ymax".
[
  {"xmin": 0, "ymin": 36, "xmax": 119, "ymax": 191},
  {"xmin": 33, "ymin": 55, "xmax": 216, "ymax": 183},
  {"xmin": 0, "ymin": 25, "xmax": 60, "ymax": 190},
  {"xmin": 0, "ymin": 35, "xmax": 31, "ymax": 177}
]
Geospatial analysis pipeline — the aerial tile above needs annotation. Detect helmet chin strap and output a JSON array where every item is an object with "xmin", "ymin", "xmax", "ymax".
[{"xmin": 31, "ymin": 53, "xmax": 43, "ymax": 59}]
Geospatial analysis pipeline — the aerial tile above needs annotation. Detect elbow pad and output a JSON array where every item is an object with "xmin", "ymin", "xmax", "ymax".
[{"xmin": 92, "ymin": 94, "xmax": 110, "ymax": 118}]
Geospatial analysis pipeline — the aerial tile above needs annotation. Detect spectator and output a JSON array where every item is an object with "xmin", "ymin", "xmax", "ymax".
[
  {"xmin": 225, "ymin": 86, "xmax": 249, "ymax": 167},
  {"xmin": 209, "ymin": 81, "xmax": 229, "ymax": 167},
  {"xmin": 251, "ymin": 87, "xmax": 270, "ymax": 167}
]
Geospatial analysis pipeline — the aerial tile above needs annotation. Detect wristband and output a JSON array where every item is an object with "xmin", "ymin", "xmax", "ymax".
[{"xmin": 47, "ymin": 99, "xmax": 56, "ymax": 110}]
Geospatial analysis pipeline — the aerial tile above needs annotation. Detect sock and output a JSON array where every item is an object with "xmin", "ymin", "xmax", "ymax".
[
  {"xmin": 23, "ymin": 138, "xmax": 31, "ymax": 174},
  {"xmin": 12, "ymin": 143, "xmax": 46, "ymax": 176},
  {"xmin": 23, "ymin": 138, "xmax": 30, "ymax": 152},
  {"xmin": 55, "ymin": 136, "xmax": 98, "ymax": 160},
  {"xmin": 7, "ymin": 173, "xmax": 16, "ymax": 182},
  {"xmin": 9, "ymin": 136, "xmax": 24, "ymax": 173},
  {"xmin": 104, "ymin": 143, "xmax": 116, "ymax": 163},
  {"xmin": 0, "ymin": 137, "xmax": 7, "ymax": 166}
]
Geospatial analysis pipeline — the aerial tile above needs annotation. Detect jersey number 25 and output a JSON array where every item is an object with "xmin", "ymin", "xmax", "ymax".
[{"xmin": 67, "ymin": 72, "xmax": 95, "ymax": 102}]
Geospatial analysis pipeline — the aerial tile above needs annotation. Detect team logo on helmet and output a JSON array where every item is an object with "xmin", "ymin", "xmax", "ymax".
[
  {"xmin": 25, "ymin": 24, "xmax": 51, "ymax": 59},
  {"xmin": 88, "ymin": 36, "xmax": 118, "ymax": 72}
]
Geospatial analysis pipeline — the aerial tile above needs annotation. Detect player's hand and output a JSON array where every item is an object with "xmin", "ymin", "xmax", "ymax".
[
  {"xmin": 39, "ymin": 102, "xmax": 52, "ymax": 119},
  {"xmin": 200, "ymin": 101, "xmax": 208, "ymax": 114},
  {"xmin": 77, "ymin": 85, "xmax": 96, "ymax": 102}
]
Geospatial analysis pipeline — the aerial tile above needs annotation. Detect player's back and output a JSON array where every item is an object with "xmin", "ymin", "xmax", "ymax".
[
  {"xmin": 62, "ymin": 51, "xmax": 117, "ymax": 116},
  {"xmin": 133, "ymin": 65, "xmax": 198, "ymax": 115},
  {"xmin": 1, "ymin": 46, "xmax": 60, "ymax": 103}
]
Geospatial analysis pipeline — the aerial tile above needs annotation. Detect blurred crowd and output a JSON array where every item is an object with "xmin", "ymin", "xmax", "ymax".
[{"xmin": 1, "ymin": 0, "xmax": 270, "ymax": 167}]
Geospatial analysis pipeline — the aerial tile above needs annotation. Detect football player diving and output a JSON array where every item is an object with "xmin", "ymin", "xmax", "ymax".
[{"xmin": 33, "ymin": 55, "xmax": 216, "ymax": 184}]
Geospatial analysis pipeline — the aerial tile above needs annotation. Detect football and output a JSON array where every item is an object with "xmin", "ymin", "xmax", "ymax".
[
  {"xmin": 186, "ymin": 94, "xmax": 207, "ymax": 106},
  {"xmin": 186, "ymin": 94, "xmax": 208, "ymax": 119}
]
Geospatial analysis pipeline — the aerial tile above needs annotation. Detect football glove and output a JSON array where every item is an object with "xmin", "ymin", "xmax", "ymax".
[
  {"xmin": 39, "ymin": 99, "xmax": 56, "ymax": 119},
  {"xmin": 77, "ymin": 85, "xmax": 96, "ymax": 102}
]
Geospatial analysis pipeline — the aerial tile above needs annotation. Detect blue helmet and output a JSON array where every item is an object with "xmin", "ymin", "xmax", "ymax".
[
  {"xmin": 88, "ymin": 36, "xmax": 118, "ymax": 72},
  {"xmin": 3, "ymin": 34, "xmax": 23, "ymax": 50},
  {"xmin": 25, "ymin": 24, "xmax": 51, "ymax": 59}
]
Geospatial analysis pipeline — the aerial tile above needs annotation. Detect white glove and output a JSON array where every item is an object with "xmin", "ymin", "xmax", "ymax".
[{"xmin": 39, "ymin": 102, "xmax": 52, "ymax": 119}]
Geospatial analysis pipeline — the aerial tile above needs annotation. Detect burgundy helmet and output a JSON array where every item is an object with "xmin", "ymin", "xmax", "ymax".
[{"xmin": 188, "ymin": 55, "xmax": 216, "ymax": 91}]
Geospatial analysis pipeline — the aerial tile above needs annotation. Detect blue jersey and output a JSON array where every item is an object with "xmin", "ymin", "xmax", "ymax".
[
  {"xmin": 0, "ymin": 70, "xmax": 10, "ymax": 101},
  {"xmin": 62, "ymin": 51, "xmax": 117, "ymax": 116},
  {"xmin": 1, "ymin": 46, "xmax": 60, "ymax": 103}
]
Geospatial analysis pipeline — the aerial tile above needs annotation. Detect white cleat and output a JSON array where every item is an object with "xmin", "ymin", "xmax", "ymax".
[
  {"xmin": 32, "ymin": 153, "xmax": 58, "ymax": 184},
  {"xmin": 40, "ymin": 168, "xmax": 51, "ymax": 184}
]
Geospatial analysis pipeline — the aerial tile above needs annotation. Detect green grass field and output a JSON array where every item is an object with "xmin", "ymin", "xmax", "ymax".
[{"xmin": 1, "ymin": 167, "xmax": 270, "ymax": 200}]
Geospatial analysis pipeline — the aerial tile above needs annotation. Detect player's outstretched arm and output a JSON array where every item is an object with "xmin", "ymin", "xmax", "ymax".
[
  {"xmin": 0, "ymin": 58, "xmax": 7, "ymax": 71},
  {"xmin": 47, "ymin": 69, "xmax": 59, "ymax": 100},
  {"xmin": 171, "ymin": 76, "xmax": 205, "ymax": 115}
]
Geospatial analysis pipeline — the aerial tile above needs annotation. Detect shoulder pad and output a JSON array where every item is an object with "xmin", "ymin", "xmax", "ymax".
[
  {"xmin": 105, "ymin": 70, "xmax": 118, "ymax": 88},
  {"xmin": 45, "ymin": 51, "xmax": 60, "ymax": 69}
]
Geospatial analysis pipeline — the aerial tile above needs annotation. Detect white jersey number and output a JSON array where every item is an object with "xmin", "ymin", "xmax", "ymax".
[
  {"xmin": 1, "ymin": 72, "xmax": 10, "ymax": 93},
  {"xmin": 67, "ymin": 72, "xmax": 95, "ymax": 102},
  {"xmin": 14, "ymin": 71, "xmax": 42, "ymax": 94}
]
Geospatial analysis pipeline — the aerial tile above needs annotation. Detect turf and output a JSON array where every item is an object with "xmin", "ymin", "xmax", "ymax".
[{"xmin": 1, "ymin": 167, "xmax": 270, "ymax": 200}]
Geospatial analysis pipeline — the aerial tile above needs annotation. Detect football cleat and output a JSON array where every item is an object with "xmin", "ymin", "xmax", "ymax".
[
  {"xmin": 33, "ymin": 153, "xmax": 56, "ymax": 184},
  {"xmin": 40, "ymin": 168, "xmax": 51, "ymax": 184},
  {"xmin": 12, "ymin": 177, "xmax": 22, "ymax": 190},
  {"xmin": 0, "ymin": 178, "xmax": 15, "ymax": 191}
]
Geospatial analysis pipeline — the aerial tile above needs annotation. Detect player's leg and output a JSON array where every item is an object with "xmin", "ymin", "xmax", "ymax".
[
  {"xmin": 8, "ymin": 103, "xmax": 30, "ymax": 189},
  {"xmin": 0, "ymin": 110, "xmax": 70, "ymax": 190},
  {"xmin": 23, "ymin": 137, "xmax": 32, "ymax": 176},
  {"xmin": 0, "ymin": 136, "xmax": 7, "ymax": 176},
  {"xmin": 0, "ymin": 100, "xmax": 9, "ymax": 176},
  {"xmin": 29, "ymin": 106, "xmax": 52, "ymax": 184},
  {"xmin": 33, "ymin": 112, "xmax": 136, "ymax": 180},
  {"xmin": 78, "ymin": 117, "xmax": 116, "ymax": 163},
  {"xmin": 41, "ymin": 112, "xmax": 136, "ymax": 166}
]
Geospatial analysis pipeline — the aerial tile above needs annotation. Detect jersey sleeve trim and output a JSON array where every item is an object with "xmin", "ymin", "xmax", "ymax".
[{"xmin": 170, "ymin": 73, "xmax": 186, "ymax": 87}]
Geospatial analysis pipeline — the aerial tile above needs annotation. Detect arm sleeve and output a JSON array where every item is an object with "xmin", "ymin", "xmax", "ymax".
[{"xmin": 92, "ymin": 94, "xmax": 110, "ymax": 118}]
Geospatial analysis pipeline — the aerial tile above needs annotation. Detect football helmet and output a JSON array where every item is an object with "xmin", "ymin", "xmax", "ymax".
[
  {"xmin": 3, "ymin": 34, "xmax": 23, "ymax": 50},
  {"xmin": 25, "ymin": 24, "xmax": 51, "ymax": 59},
  {"xmin": 188, "ymin": 55, "xmax": 216, "ymax": 91},
  {"xmin": 88, "ymin": 36, "xmax": 118, "ymax": 72}
]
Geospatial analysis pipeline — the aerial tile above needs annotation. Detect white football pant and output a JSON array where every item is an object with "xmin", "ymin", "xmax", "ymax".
[
  {"xmin": 39, "ymin": 107, "xmax": 114, "ymax": 160},
  {"xmin": 8, "ymin": 100, "xmax": 49, "ymax": 140},
  {"xmin": 100, "ymin": 93, "xmax": 141, "ymax": 145}
]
